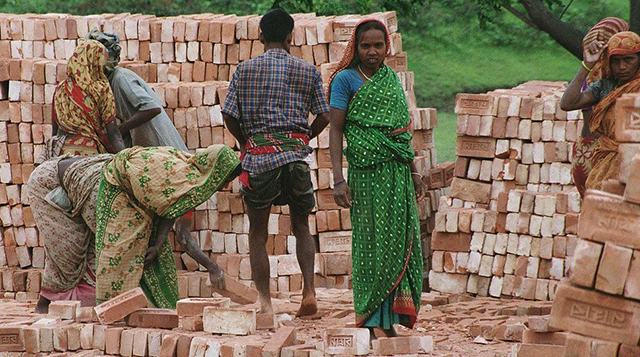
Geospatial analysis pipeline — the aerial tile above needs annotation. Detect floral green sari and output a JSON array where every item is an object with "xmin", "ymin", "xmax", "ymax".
[
  {"xmin": 344, "ymin": 65, "xmax": 423, "ymax": 328},
  {"xmin": 95, "ymin": 145, "xmax": 240, "ymax": 308}
]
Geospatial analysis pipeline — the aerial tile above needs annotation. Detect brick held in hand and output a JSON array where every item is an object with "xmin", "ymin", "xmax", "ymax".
[{"xmin": 207, "ymin": 273, "xmax": 258, "ymax": 305}]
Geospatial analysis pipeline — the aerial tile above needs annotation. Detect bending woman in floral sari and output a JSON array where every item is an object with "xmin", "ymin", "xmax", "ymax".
[
  {"xmin": 95, "ymin": 145, "xmax": 241, "ymax": 308},
  {"xmin": 561, "ymin": 31, "xmax": 640, "ymax": 190},
  {"xmin": 328, "ymin": 19, "xmax": 426, "ymax": 338},
  {"xmin": 50, "ymin": 39, "xmax": 125, "ymax": 157}
]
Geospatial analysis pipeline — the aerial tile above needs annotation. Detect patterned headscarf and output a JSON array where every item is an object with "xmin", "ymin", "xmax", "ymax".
[
  {"xmin": 601, "ymin": 31, "xmax": 640, "ymax": 80},
  {"xmin": 87, "ymin": 30, "xmax": 121, "ymax": 77},
  {"xmin": 53, "ymin": 39, "xmax": 116, "ymax": 153},
  {"xmin": 590, "ymin": 31, "xmax": 640, "ymax": 136},
  {"xmin": 327, "ymin": 19, "xmax": 391, "ymax": 103},
  {"xmin": 583, "ymin": 17, "xmax": 629, "ymax": 86}
]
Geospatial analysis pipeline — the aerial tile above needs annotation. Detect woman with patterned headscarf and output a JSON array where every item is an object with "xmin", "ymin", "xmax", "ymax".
[
  {"xmin": 95, "ymin": 145, "xmax": 241, "ymax": 308},
  {"xmin": 567, "ymin": 18, "xmax": 629, "ymax": 197},
  {"xmin": 327, "ymin": 19, "xmax": 427, "ymax": 338},
  {"xmin": 561, "ymin": 31, "xmax": 640, "ymax": 191},
  {"xmin": 50, "ymin": 39, "xmax": 125, "ymax": 157}
]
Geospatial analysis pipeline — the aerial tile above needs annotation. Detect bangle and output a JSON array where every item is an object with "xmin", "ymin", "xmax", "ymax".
[
  {"xmin": 411, "ymin": 172, "xmax": 422, "ymax": 177},
  {"xmin": 334, "ymin": 179, "xmax": 346, "ymax": 186},
  {"xmin": 581, "ymin": 61, "xmax": 593, "ymax": 73}
]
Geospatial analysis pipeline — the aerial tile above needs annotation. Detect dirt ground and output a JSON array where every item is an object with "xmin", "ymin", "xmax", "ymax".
[{"xmin": 0, "ymin": 288, "xmax": 553, "ymax": 356}]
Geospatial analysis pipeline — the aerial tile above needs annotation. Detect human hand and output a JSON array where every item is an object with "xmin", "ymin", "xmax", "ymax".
[
  {"xmin": 584, "ymin": 41, "xmax": 606, "ymax": 68},
  {"xmin": 412, "ymin": 173, "xmax": 427, "ymax": 201},
  {"xmin": 207, "ymin": 267, "xmax": 226, "ymax": 290},
  {"xmin": 144, "ymin": 246, "xmax": 159, "ymax": 267},
  {"xmin": 333, "ymin": 181, "xmax": 352, "ymax": 208}
]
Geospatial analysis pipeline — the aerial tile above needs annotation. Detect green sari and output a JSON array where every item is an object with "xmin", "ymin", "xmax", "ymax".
[
  {"xmin": 95, "ymin": 145, "xmax": 240, "ymax": 308},
  {"xmin": 344, "ymin": 65, "xmax": 423, "ymax": 328}
]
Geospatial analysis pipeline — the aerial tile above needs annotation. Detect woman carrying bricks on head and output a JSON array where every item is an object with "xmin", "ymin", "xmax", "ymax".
[
  {"xmin": 565, "ymin": 18, "xmax": 629, "ymax": 197},
  {"xmin": 561, "ymin": 31, "xmax": 640, "ymax": 191},
  {"xmin": 49, "ymin": 39, "xmax": 125, "ymax": 158},
  {"xmin": 328, "ymin": 19, "xmax": 427, "ymax": 338},
  {"xmin": 94, "ymin": 145, "xmax": 241, "ymax": 308}
]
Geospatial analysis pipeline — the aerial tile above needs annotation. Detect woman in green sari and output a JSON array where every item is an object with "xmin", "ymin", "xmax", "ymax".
[
  {"xmin": 328, "ymin": 19, "xmax": 426, "ymax": 337},
  {"xmin": 95, "ymin": 144, "xmax": 241, "ymax": 308}
]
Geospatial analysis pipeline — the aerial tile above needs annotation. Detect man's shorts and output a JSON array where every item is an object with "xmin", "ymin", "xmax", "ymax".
[{"xmin": 241, "ymin": 161, "xmax": 315, "ymax": 215}]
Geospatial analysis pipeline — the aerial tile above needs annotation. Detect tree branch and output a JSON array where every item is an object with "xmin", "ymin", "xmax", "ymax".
[
  {"xmin": 518, "ymin": 0, "xmax": 584, "ymax": 59},
  {"xmin": 500, "ymin": 2, "xmax": 540, "ymax": 30},
  {"xmin": 631, "ymin": 0, "xmax": 640, "ymax": 34}
]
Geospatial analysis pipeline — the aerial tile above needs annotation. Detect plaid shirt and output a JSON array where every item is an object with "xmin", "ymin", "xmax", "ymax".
[{"xmin": 222, "ymin": 48, "xmax": 330, "ymax": 174}]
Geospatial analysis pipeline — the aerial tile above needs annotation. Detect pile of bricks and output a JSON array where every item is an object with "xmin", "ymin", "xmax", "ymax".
[
  {"xmin": 0, "ymin": 12, "xmax": 447, "ymax": 298},
  {"xmin": 0, "ymin": 286, "xmax": 435, "ymax": 356},
  {"xmin": 510, "ymin": 93, "xmax": 640, "ymax": 356},
  {"xmin": 429, "ymin": 82, "xmax": 584, "ymax": 301}
]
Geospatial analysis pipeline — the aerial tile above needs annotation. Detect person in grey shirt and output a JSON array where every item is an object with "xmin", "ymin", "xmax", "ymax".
[{"xmin": 87, "ymin": 31, "xmax": 188, "ymax": 152}]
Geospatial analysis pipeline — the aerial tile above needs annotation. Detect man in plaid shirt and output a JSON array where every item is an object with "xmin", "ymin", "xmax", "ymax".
[{"xmin": 222, "ymin": 9, "xmax": 330, "ymax": 317}]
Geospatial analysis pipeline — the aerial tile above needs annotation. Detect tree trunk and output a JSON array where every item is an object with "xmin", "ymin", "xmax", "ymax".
[
  {"xmin": 518, "ymin": 0, "xmax": 584, "ymax": 59},
  {"xmin": 631, "ymin": 0, "xmax": 640, "ymax": 34}
]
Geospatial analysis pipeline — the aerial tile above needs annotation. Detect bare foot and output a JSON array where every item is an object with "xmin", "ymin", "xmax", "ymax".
[
  {"xmin": 34, "ymin": 296, "xmax": 50, "ymax": 314},
  {"xmin": 296, "ymin": 294, "xmax": 318, "ymax": 317}
]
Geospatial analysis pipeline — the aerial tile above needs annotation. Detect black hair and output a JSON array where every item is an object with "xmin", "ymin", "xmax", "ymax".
[
  {"xmin": 351, "ymin": 20, "xmax": 388, "ymax": 67},
  {"xmin": 355, "ymin": 21, "xmax": 387, "ymax": 47},
  {"xmin": 260, "ymin": 9, "xmax": 294, "ymax": 43}
]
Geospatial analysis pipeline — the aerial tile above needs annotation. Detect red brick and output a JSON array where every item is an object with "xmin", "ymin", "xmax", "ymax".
[
  {"xmin": 93, "ymin": 287, "xmax": 148, "ymax": 325},
  {"xmin": 568, "ymin": 239, "xmax": 603, "ymax": 288},
  {"xmin": 176, "ymin": 297, "xmax": 230, "ymax": 317},
  {"xmin": 578, "ymin": 190, "xmax": 640, "ymax": 249},
  {"xmin": 513, "ymin": 343, "xmax": 563, "ymax": 357},
  {"xmin": 159, "ymin": 334, "xmax": 178, "ymax": 357},
  {"xmin": 0, "ymin": 327, "xmax": 24, "ymax": 351},
  {"xmin": 455, "ymin": 93, "xmax": 494, "ymax": 116},
  {"xmin": 104, "ymin": 327, "xmax": 124, "ymax": 355},
  {"xmin": 521, "ymin": 330, "xmax": 567, "ymax": 345},
  {"xmin": 372, "ymin": 336, "xmax": 433, "ymax": 355},
  {"xmin": 125, "ymin": 308, "xmax": 179, "ymax": 329},
  {"xmin": 456, "ymin": 136, "xmax": 496, "ymax": 159},
  {"xmin": 210, "ymin": 273, "xmax": 258, "ymax": 305},
  {"xmin": 549, "ymin": 283, "xmax": 640, "ymax": 345},
  {"xmin": 431, "ymin": 231, "xmax": 472, "ymax": 252},
  {"xmin": 261, "ymin": 326, "xmax": 296, "ymax": 357},
  {"xmin": 595, "ymin": 242, "xmax": 633, "ymax": 295},
  {"xmin": 450, "ymin": 178, "xmax": 492, "ymax": 204}
]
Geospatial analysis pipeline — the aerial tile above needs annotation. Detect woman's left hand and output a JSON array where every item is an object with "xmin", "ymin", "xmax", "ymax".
[
  {"xmin": 412, "ymin": 173, "xmax": 427, "ymax": 201},
  {"xmin": 144, "ymin": 246, "xmax": 159, "ymax": 267}
]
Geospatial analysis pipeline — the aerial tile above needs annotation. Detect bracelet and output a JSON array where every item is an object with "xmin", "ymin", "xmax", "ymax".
[
  {"xmin": 334, "ymin": 179, "xmax": 346, "ymax": 186},
  {"xmin": 581, "ymin": 61, "xmax": 593, "ymax": 73},
  {"xmin": 411, "ymin": 172, "xmax": 422, "ymax": 177}
]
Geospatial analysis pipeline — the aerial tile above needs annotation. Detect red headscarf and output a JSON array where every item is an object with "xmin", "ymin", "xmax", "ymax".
[
  {"xmin": 582, "ymin": 17, "xmax": 629, "ymax": 86},
  {"xmin": 327, "ymin": 19, "xmax": 391, "ymax": 103},
  {"xmin": 590, "ymin": 31, "xmax": 640, "ymax": 135}
]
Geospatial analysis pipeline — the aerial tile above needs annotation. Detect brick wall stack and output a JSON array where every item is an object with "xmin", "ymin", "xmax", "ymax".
[
  {"xmin": 514, "ymin": 93, "xmax": 640, "ymax": 356},
  {"xmin": 428, "ymin": 81, "xmax": 584, "ymax": 301},
  {"xmin": 0, "ymin": 12, "xmax": 448, "ymax": 299}
]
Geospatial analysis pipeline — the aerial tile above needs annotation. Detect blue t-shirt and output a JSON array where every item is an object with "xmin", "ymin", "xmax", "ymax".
[
  {"xmin": 329, "ymin": 68, "xmax": 364, "ymax": 111},
  {"xmin": 585, "ymin": 78, "xmax": 621, "ymax": 102}
]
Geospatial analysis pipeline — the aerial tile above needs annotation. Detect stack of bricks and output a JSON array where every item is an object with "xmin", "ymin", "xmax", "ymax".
[
  {"xmin": 527, "ymin": 93, "xmax": 640, "ymax": 356},
  {"xmin": 0, "ymin": 12, "xmax": 447, "ymax": 298},
  {"xmin": 429, "ymin": 81, "xmax": 584, "ymax": 301}
]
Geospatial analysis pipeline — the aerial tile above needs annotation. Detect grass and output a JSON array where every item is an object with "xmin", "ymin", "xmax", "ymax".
[{"xmin": 403, "ymin": 19, "xmax": 579, "ymax": 162}]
